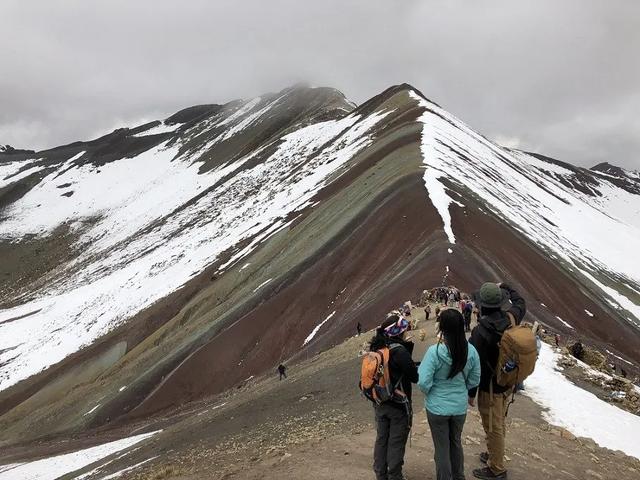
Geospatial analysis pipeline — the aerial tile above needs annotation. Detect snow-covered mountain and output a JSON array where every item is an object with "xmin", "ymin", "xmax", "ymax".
[{"xmin": 0, "ymin": 84, "xmax": 638, "ymax": 444}]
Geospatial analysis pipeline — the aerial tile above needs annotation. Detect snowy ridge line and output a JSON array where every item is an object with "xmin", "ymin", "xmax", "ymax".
[
  {"xmin": 0, "ymin": 430, "xmax": 161, "ymax": 480},
  {"xmin": 410, "ymin": 91, "xmax": 640, "ymax": 326},
  {"xmin": 0, "ymin": 106, "xmax": 393, "ymax": 392}
]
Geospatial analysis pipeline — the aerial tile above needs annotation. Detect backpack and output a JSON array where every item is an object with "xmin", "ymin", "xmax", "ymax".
[
  {"xmin": 359, "ymin": 343, "xmax": 408, "ymax": 405},
  {"xmin": 495, "ymin": 313, "xmax": 538, "ymax": 388}
]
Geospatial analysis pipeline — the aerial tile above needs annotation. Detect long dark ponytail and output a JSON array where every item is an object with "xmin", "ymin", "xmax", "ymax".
[{"xmin": 438, "ymin": 309, "xmax": 468, "ymax": 379}]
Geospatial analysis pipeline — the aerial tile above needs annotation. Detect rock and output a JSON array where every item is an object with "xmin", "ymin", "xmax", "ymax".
[
  {"xmin": 561, "ymin": 429, "xmax": 576, "ymax": 440},
  {"xmin": 552, "ymin": 427, "xmax": 576, "ymax": 440},
  {"xmin": 280, "ymin": 452, "xmax": 292, "ymax": 462},
  {"xmin": 558, "ymin": 356, "xmax": 577, "ymax": 368},
  {"xmin": 531, "ymin": 452, "xmax": 544, "ymax": 461},
  {"xmin": 585, "ymin": 469, "xmax": 603, "ymax": 479},
  {"xmin": 464, "ymin": 435, "xmax": 481, "ymax": 445}
]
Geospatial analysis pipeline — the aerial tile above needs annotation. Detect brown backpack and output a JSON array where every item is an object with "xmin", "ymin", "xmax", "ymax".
[
  {"xmin": 359, "ymin": 344, "xmax": 407, "ymax": 405},
  {"xmin": 495, "ymin": 313, "xmax": 538, "ymax": 388}
]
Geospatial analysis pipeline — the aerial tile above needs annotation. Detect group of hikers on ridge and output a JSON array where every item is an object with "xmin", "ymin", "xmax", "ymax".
[
  {"xmin": 360, "ymin": 281, "xmax": 536, "ymax": 480},
  {"xmin": 424, "ymin": 287, "xmax": 478, "ymax": 333}
]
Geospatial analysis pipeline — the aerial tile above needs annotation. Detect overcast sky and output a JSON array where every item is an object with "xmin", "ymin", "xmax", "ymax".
[{"xmin": 1, "ymin": 0, "xmax": 638, "ymax": 169}]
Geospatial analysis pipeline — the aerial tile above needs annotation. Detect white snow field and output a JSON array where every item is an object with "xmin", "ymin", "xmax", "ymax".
[
  {"xmin": 0, "ymin": 98, "xmax": 392, "ymax": 391},
  {"xmin": 525, "ymin": 344, "xmax": 640, "ymax": 460},
  {"xmin": 411, "ymin": 91, "xmax": 640, "ymax": 327},
  {"xmin": 0, "ymin": 430, "xmax": 160, "ymax": 480}
]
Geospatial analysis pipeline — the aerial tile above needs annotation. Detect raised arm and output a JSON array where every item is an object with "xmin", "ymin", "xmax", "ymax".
[{"xmin": 501, "ymin": 283, "xmax": 526, "ymax": 324}]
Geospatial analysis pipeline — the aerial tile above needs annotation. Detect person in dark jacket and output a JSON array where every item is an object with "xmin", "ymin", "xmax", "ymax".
[
  {"xmin": 468, "ymin": 282, "xmax": 526, "ymax": 480},
  {"xmin": 277, "ymin": 364, "xmax": 287, "ymax": 380},
  {"xmin": 369, "ymin": 315, "xmax": 419, "ymax": 480}
]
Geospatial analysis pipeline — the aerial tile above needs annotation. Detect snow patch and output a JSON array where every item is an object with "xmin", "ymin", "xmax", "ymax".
[
  {"xmin": 525, "ymin": 344, "xmax": 640, "ymax": 460},
  {"xmin": 303, "ymin": 311, "xmax": 336, "ymax": 346},
  {"xmin": 132, "ymin": 122, "xmax": 182, "ymax": 137},
  {"xmin": 584, "ymin": 309, "xmax": 594, "ymax": 317},
  {"xmin": 252, "ymin": 278, "xmax": 273, "ymax": 293},
  {"xmin": 555, "ymin": 316, "xmax": 574, "ymax": 329},
  {"xmin": 83, "ymin": 404, "xmax": 101, "ymax": 416},
  {"xmin": 0, "ymin": 431, "xmax": 160, "ymax": 480},
  {"xmin": 605, "ymin": 349, "xmax": 633, "ymax": 366}
]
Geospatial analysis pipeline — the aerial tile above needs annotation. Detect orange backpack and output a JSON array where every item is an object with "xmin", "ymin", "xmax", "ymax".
[{"xmin": 359, "ymin": 344, "xmax": 407, "ymax": 405}]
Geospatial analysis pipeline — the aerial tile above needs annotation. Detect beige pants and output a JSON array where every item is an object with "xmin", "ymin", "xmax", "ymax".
[{"xmin": 478, "ymin": 390, "xmax": 510, "ymax": 474}]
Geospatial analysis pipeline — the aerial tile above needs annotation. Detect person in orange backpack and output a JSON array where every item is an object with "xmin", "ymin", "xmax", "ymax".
[{"xmin": 367, "ymin": 314, "xmax": 419, "ymax": 480}]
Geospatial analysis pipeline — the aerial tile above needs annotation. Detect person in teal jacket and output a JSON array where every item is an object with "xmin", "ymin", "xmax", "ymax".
[{"xmin": 418, "ymin": 308, "xmax": 481, "ymax": 480}]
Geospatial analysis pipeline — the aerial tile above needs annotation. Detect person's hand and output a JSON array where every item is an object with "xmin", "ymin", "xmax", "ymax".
[{"xmin": 468, "ymin": 396, "xmax": 476, "ymax": 407}]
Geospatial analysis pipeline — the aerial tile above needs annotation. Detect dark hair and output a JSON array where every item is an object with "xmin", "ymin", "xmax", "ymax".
[
  {"xmin": 369, "ymin": 315, "xmax": 400, "ymax": 351},
  {"xmin": 437, "ymin": 309, "xmax": 468, "ymax": 379}
]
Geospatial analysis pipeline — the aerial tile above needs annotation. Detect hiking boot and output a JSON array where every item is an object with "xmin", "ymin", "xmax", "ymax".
[
  {"xmin": 479, "ymin": 452, "xmax": 489, "ymax": 464},
  {"xmin": 473, "ymin": 466, "xmax": 507, "ymax": 479}
]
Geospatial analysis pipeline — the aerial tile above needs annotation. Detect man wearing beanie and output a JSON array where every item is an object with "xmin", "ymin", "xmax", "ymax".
[{"xmin": 468, "ymin": 282, "xmax": 526, "ymax": 480}]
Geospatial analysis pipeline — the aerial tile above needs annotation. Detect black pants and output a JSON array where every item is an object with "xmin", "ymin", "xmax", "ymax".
[
  {"xmin": 374, "ymin": 403, "xmax": 411, "ymax": 480},
  {"xmin": 427, "ymin": 411, "xmax": 466, "ymax": 480}
]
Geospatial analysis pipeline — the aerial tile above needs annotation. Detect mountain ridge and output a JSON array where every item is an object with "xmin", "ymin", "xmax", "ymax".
[{"xmin": 0, "ymin": 84, "xmax": 638, "ymax": 450}]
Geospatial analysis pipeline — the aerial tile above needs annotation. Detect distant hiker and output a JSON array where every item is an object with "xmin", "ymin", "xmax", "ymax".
[
  {"xmin": 357, "ymin": 322, "xmax": 363, "ymax": 336},
  {"xmin": 448, "ymin": 292, "xmax": 456, "ymax": 307},
  {"xmin": 554, "ymin": 333, "xmax": 560, "ymax": 348},
  {"xmin": 468, "ymin": 282, "xmax": 528, "ymax": 480},
  {"xmin": 425, "ymin": 304, "xmax": 432, "ymax": 321},
  {"xmin": 435, "ymin": 306, "xmax": 441, "ymax": 319},
  {"xmin": 361, "ymin": 315, "xmax": 419, "ymax": 480},
  {"xmin": 418, "ymin": 309, "xmax": 481, "ymax": 480},
  {"xmin": 621, "ymin": 367, "xmax": 628, "ymax": 378},
  {"xmin": 277, "ymin": 364, "xmax": 287, "ymax": 380},
  {"xmin": 463, "ymin": 302, "xmax": 473, "ymax": 332}
]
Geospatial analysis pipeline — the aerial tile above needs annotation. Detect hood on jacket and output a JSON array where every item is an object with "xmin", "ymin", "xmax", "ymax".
[{"xmin": 478, "ymin": 311, "xmax": 511, "ymax": 335}]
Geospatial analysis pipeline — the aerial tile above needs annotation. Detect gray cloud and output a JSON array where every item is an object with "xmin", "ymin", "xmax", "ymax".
[{"xmin": 1, "ymin": 0, "xmax": 638, "ymax": 169}]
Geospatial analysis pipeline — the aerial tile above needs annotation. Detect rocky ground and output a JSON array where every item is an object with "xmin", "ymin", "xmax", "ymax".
[{"xmin": 1, "ymin": 303, "xmax": 639, "ymax": 479}]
